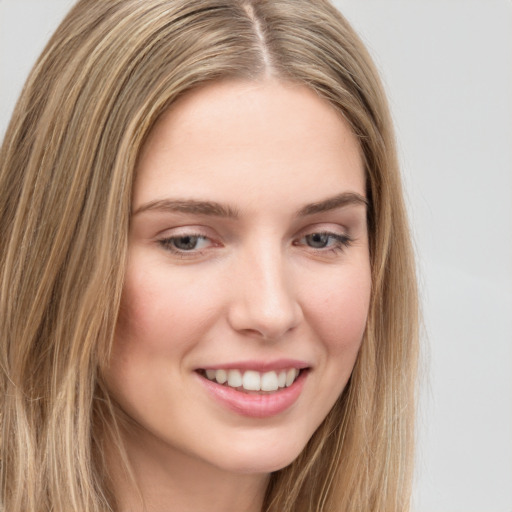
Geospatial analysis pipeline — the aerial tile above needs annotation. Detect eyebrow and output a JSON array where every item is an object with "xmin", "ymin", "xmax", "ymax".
[
  {"xmin": 296, "ymin": 192, "xmax": 368, "ymax": 216},
  {"xmin": 133, "ymin": 199, "xmax": 240, "ymax": 218},
  {"xmin": 133, "ymin": 192, "xmax": 368, "ymax": 218}
]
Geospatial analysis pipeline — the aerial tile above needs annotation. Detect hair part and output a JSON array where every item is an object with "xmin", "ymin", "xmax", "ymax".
[{"xmin": 0, "ymin": 1, "xmax": 418, "ymax": 511}]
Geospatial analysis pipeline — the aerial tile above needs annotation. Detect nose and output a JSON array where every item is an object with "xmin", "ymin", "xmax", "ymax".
[{"xmin": 227, "ymin": 243, "xmax": 303, "ymax": 340}]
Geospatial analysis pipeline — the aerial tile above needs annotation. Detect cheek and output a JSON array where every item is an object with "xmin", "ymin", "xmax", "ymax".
[
  {"xmin": 105, "ymin": 263, "xmax": 216, "ymax": 412},
  {"xmin": 304, "ymin": 264, "xmax": 372, "ymax": 356},
  {"xmin": 114, "ymin": 261, "xmax": 221, "ymax": 355}
]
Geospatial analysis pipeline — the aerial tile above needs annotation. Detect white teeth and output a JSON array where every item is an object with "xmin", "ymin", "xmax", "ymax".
[
  {"xmin": 261, "ymin": 371, "xmax": 279, "ymax": 391},
  {"xmin": 242, "ymin": 370, "xmax": 261, "ymax": 391},
  {"xmin": 216, "ymin": 369, "xmax": 227, "ymax": 384},
  {"xmin": 285, "ymin": 368, "xmax": 297, "ymax": 387},
  {"xmin": 227, "ymin": 369, "xmax": 242, "ymax": 387},
  {"xmin": 204, "ymin": 368, "xmax": 302, "ymax": 391}
]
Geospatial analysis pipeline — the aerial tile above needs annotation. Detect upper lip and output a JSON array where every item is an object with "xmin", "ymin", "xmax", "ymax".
[{"xmin": 197, "ymin": 359, "xmax": 310, "ymax": 372}]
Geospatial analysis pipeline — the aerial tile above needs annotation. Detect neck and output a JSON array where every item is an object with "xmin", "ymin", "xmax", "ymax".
[{"xmin": 109, "ymin": 424, "xmax": 270, "ymax": 512}]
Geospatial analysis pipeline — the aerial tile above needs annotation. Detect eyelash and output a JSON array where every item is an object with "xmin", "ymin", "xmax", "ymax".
[
  {"xmin": 294, "ymin": 232, "xmax": 353, "ymax": 254},
  {"xmin": 158, "ymin": 233, "xmax": 211, "ymax": 256},
  {"xmin": 157, "ymin": 231, "xmax": 353, "ymax": 257}
]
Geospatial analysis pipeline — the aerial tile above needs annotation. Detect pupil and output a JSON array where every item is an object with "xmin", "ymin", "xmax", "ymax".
[
  {"xmin": 307, "ymin": 233, "xmax": 328, "ymax": 248},
  {"xmin": 174, "ymin": 236, "xmax": 198, "ymax": 250}
]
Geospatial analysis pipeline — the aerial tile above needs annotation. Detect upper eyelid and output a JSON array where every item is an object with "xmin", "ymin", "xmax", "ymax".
[
  {"xmin": 157, "ymin": 228, "xmax": 349, "ymax": 247},
  {"xmin": 295, "ymin": 223, "xmax": 350, "ymax": 238},
  {"xmin": 155, "ymin": 224, "xmax": 215, "ymax": 239},
  {"xmin": 156, "ymin": 220, "xmax": 351, "ymax": 236}
]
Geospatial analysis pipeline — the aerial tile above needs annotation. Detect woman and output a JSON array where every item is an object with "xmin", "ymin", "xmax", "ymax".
[{"xmin": 0, "ymin": 0, "xmax": 419, "ymax": 511}]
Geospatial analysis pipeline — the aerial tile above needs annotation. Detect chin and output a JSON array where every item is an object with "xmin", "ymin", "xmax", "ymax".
[{"xmin": 211, "ymin": 432, "xmax": 309, "ymax": 475}]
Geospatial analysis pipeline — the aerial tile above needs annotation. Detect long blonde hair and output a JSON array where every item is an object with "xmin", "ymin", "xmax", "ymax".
[{"xmin": 0, "ymin": 1, "xmax": 418, "ymax": 510}]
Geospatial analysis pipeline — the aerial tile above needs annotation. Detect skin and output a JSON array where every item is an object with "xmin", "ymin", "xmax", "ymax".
[{"xmin": 105, "ymin": 79, "xmax": 372, "ymax": 512}]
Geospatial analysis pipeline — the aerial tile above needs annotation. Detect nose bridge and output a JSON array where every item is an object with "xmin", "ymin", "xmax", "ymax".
[{"xmin": 228, "ymin": 237, "xmax": 302, "ymax": 339}]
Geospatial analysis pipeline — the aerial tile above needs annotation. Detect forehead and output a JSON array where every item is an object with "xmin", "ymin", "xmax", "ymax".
[{"xmin": 134, "ymin": 79, "xmax": 365, "ymax": 212}]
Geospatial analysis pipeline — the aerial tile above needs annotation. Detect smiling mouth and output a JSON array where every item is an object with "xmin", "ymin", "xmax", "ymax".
[{"xmin": 197, "ymin": 368, "xmax": 304, "ymax": 393}]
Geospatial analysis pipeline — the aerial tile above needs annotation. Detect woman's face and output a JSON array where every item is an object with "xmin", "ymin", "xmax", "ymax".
[{"xmin": 106, "ymin": 79, "xmax": 371, "ymax": 476}]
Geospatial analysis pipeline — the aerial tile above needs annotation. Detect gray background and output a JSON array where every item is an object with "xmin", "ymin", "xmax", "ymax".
[{"xmin": 1, "ymin": 1, "xmax": 511, "ymax": 510}]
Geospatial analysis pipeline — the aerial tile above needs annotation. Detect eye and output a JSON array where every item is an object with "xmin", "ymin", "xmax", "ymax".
[
  {"xmin": 159, "ymin": 234, "xmax": 212, "ymax": 253},
  {"xmin": 305, "ymin": 233, "xmax": 334, "ymax": 249},
  {"xmin": 296, "ymin": 231, "xmax": 352, "ymax": 252}
]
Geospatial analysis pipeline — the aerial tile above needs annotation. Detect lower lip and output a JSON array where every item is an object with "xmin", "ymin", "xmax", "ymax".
[{"xmin": 197, "ymin": 371, "xmax": 307, "ymax": 418}]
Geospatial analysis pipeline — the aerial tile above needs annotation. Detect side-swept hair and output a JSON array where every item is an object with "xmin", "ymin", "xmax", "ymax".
[{"xmin": 0, "ymin": 1, "xmax": 418, "ymax": 510}]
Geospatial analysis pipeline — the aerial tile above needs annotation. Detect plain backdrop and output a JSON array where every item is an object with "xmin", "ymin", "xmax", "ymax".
[{"xmin": 1, "ymin": 1, "xmax": 511, "ymax": 511}]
